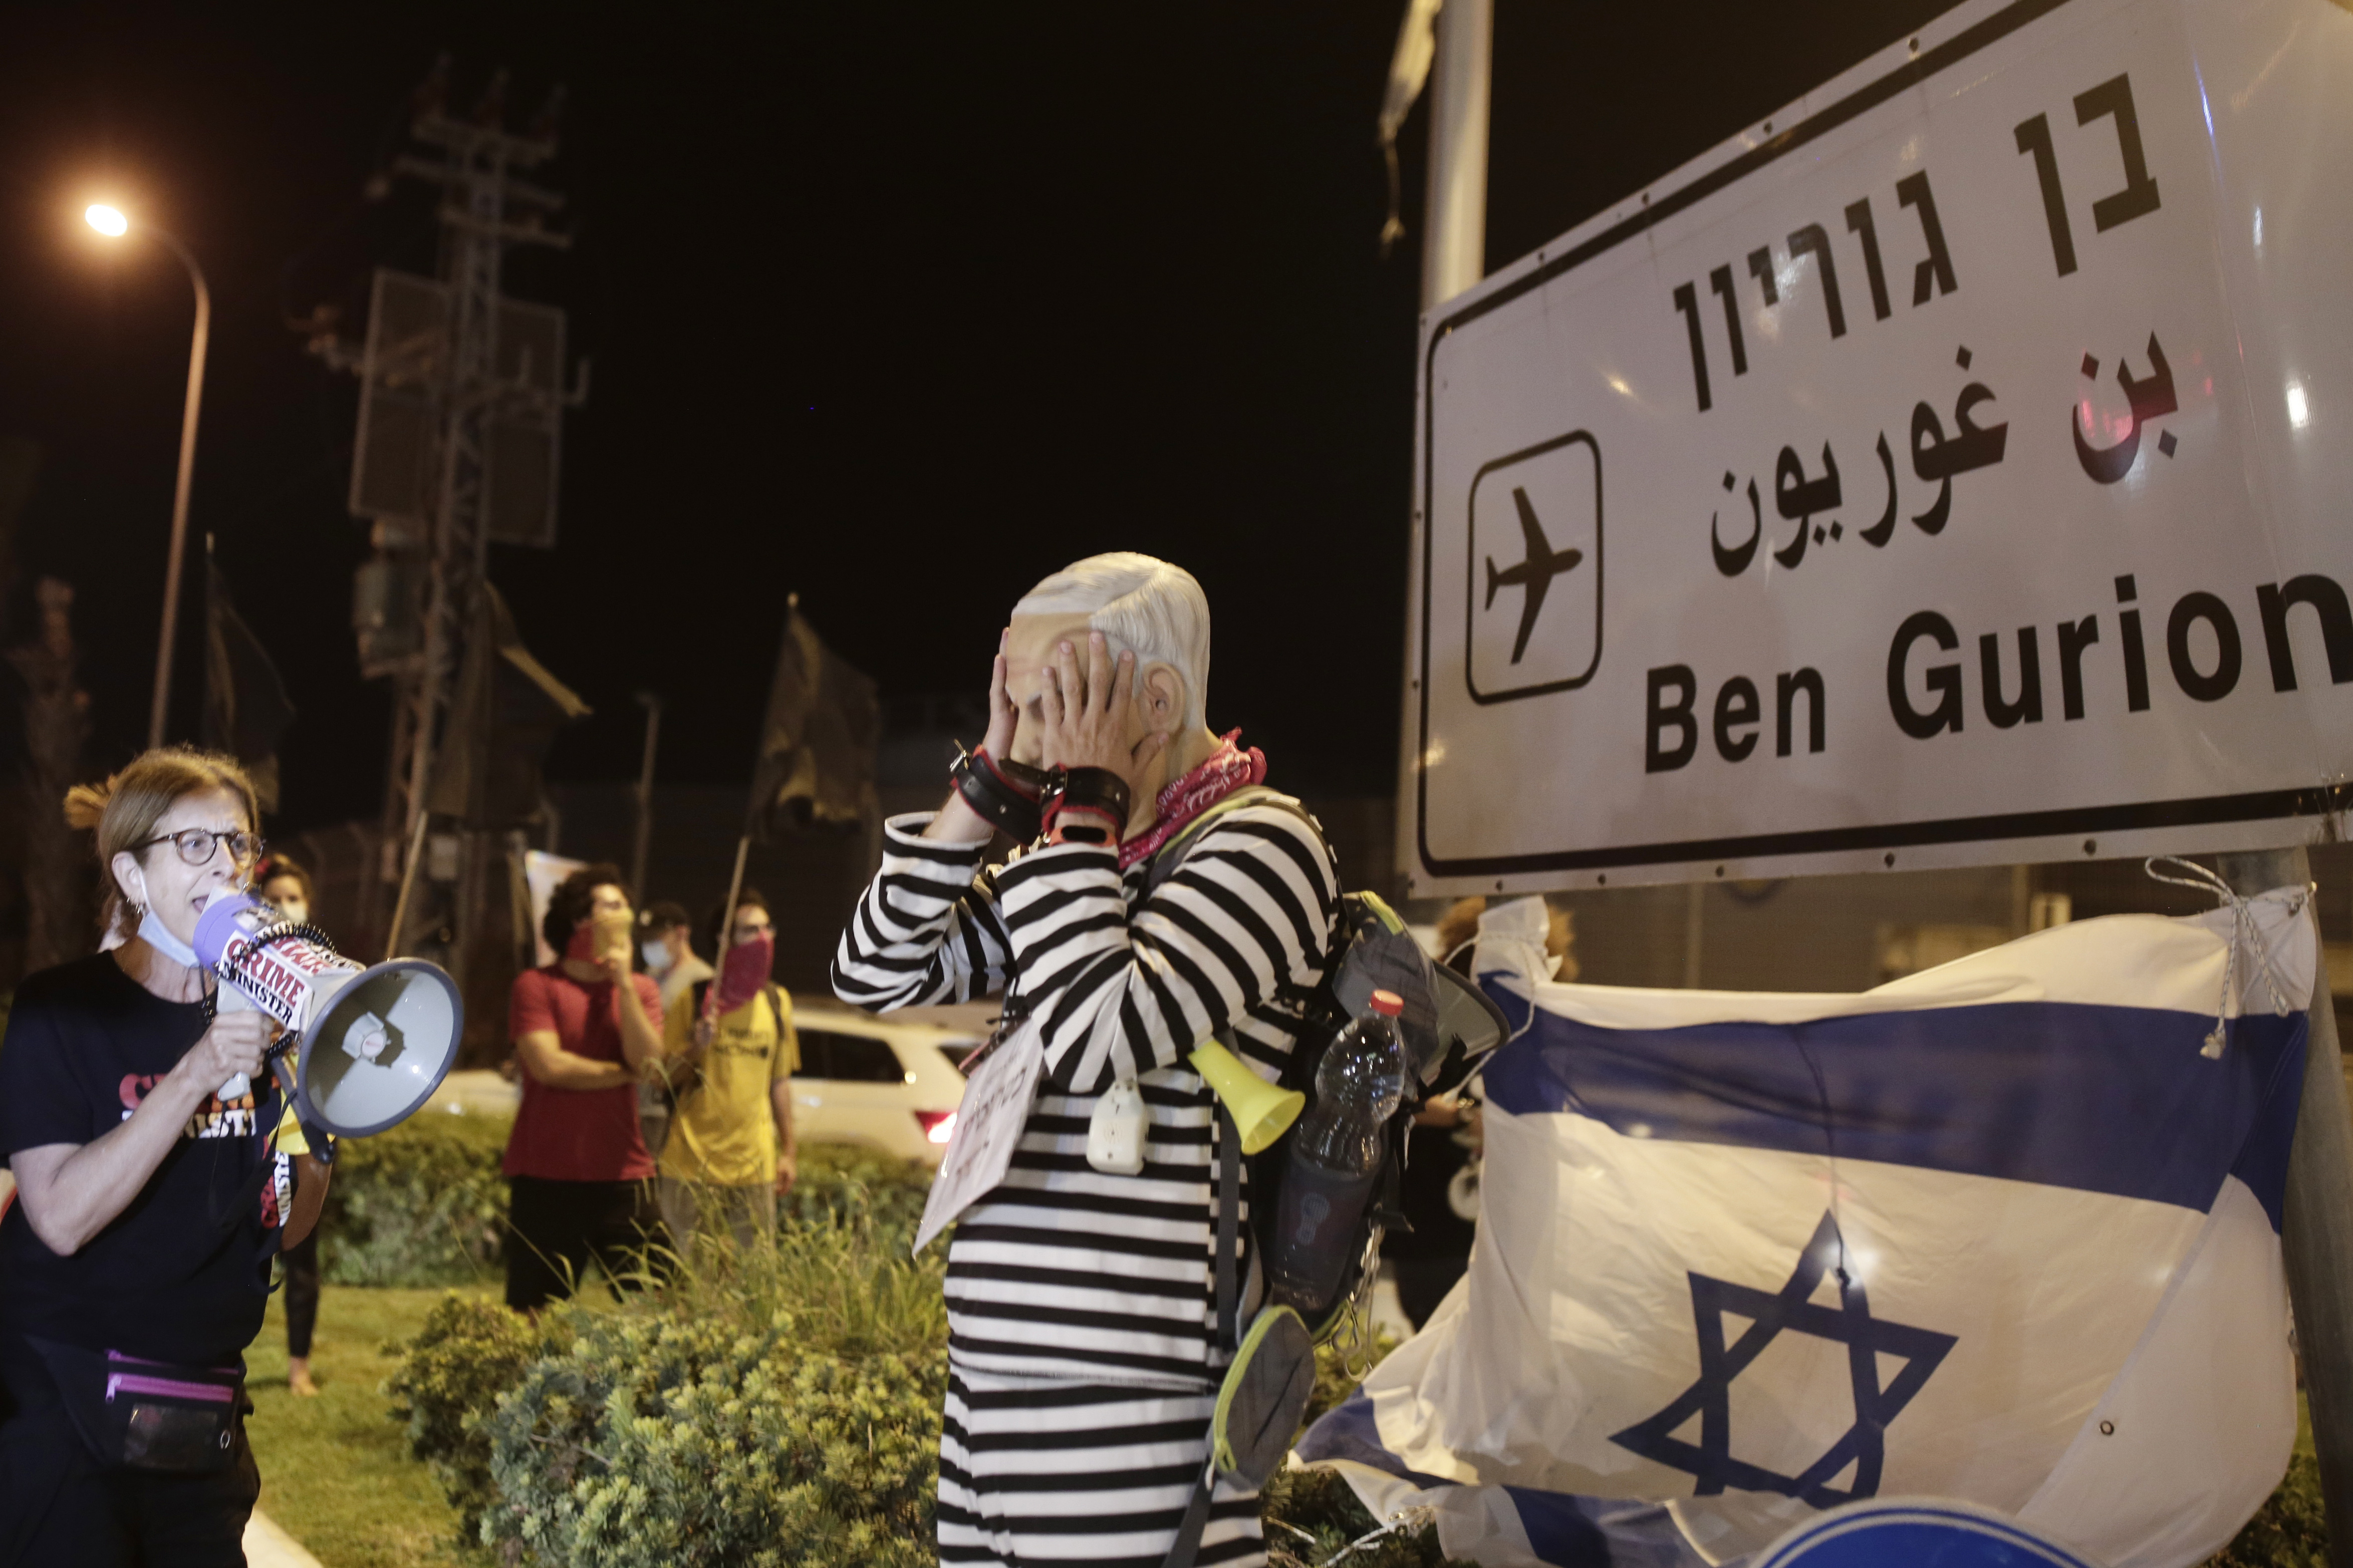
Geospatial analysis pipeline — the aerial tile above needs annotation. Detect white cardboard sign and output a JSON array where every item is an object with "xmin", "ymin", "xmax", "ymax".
[
  {"xmin": 912, "ymin": 1015, "xmax": 1044, "ymax": 1255},
  {"xmin": 1402, "ymin": 0, "xmax": 2353, "ymax": 895}
]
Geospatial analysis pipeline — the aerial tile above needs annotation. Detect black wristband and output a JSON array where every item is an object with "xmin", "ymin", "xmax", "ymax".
[
  {"xmin": 1040, "ymin": 766, "xmax": 1132, "ymax": 845},
  {"xmin": 950, "ymin": 746, "xmax": 1044, "ymax": 841},
  {"xmin": 988, "ymin": 750, "xmax": 1050, "ymax": 798}
]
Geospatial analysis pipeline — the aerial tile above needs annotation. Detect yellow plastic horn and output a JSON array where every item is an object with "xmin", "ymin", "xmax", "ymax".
[{"xmin": 1188, "ymin": 1039, "xmax": 1305, "ymax": 1154}]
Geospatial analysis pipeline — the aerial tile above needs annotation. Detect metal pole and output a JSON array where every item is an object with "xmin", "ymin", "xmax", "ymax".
[
  {"xmin": 385, "ymin": 809, "xmax": 432, "ymax": 962},
  {"xmin": 144, "ymin": 227, "xmax": 210, "ymax": 751},
  {"xmin": 629, "ymin": 692, "xmax": 663, "ymax": 899},
  {"xmin": 2217, "ymin": 845, "xmax": 2353, "ymax": 1564},
  {"xmin": 201, "ymin": 532, "xmax": 216, "ymax": 748},
  {"xmin": 1682, "ymin": 883, "xmax": 1705, "ymax": 990},
  {"xmin": 1419, "ymin": 0, "xmax": 1492, "ymax": 312}
]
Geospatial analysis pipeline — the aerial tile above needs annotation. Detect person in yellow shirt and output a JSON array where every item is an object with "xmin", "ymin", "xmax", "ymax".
[{"xmin": 654, "ymin": 888, "xmax": 797, "ymax": 1256}]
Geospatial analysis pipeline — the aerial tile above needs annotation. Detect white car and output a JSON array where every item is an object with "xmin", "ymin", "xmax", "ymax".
[{"xmin": 789, "ymin": 1005, "xmax": 981, "ymax": 1165}]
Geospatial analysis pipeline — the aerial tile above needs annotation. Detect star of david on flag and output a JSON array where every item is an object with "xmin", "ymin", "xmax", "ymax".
[{"xmin": 1296, "ymin": 889, "xmax": 2311, "ymax": 1568}]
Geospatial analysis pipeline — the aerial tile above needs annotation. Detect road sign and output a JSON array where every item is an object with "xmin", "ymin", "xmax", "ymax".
[{"xmin": 1401, "ymin": 0, "xmax": 2353, "ymax": 895}]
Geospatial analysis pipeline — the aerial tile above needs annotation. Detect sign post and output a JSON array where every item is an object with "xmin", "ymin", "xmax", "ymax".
[
  {"xmin": 2222, "ymin": 846, "xmax": 2353, "ymax": 1560},
  {"xmin": 1398, "ymin": 0, "xmax": 2353, "ymax": 1547}
]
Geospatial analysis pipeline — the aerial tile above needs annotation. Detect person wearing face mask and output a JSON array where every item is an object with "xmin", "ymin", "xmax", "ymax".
[
  {"xmin": 631, "ymin": 902, "xmax": 708, "ymax": 1156},
  {"xmin": 500, "ymin": 863, "xmax": 669, "ymax": 1311},
  {"xmin": 653, "ymin": 888, "xmax": 798, "ymax": 1259},
  {"xmin": 0, "ymin": 748, "xmax": 330, "ymax": 1566},
  {"xmin": 253, "ymin": 855, "xmax": 328, "ymax": 1398},
  {"xmin": 637, "ymin": 901, "xmax": 711, "ymax": 1010}
]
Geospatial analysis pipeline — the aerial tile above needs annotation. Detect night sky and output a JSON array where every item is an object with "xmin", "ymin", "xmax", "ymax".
[{"xmin": 0, "ymin": 0, "xmax": 1949, "ymax": 832}]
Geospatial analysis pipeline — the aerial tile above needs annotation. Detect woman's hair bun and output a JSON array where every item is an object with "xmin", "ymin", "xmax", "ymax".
[{"xmin": 62, "ymin": 778, "xmax": 113, "ymax": 833}]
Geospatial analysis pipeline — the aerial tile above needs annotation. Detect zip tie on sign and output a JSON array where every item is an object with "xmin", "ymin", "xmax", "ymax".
[
  {"xmin": 2142, "ymin": 857, "xmax": 2306, "ymax": 1057},
  {"xmin": 1326, "ymin": 1505, "xmax": 1440, "ymax": 1565}
]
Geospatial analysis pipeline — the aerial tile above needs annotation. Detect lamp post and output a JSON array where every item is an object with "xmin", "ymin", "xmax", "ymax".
[{"xmin": 85, "ymin": 203, "xmax": 211, "ymax": 751}]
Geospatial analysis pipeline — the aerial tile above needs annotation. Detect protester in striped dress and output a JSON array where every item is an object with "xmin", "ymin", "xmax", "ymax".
[{"xmin": 834, "ymin": 553, "xmax": 1338, "ymax": 1568}]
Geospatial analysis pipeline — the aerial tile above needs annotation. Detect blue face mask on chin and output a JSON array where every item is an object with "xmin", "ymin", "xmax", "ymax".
[
  {"xmin": 138, "ymin": 906, "xmax": 201, "ymax": 968},
  {"xmin": 640, "ymin": 940, "xmax": 671, "ymax": 972}
]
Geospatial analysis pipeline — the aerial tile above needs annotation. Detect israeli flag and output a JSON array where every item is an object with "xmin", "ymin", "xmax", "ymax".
[{"xmin": 1298, "ymin": 891, "xmax": 2313, "ymax": 1568}]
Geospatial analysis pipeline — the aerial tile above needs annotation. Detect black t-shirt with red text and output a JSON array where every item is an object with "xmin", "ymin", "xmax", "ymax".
[{"xmin": 0, "ymin": 954, "xmax": 295, "ymax": 1367}]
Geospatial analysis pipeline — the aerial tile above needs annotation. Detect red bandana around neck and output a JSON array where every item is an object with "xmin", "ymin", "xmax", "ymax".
[{"xmin": 1119, "ymin": 731, "xmax": 1268, "ymax": 870}]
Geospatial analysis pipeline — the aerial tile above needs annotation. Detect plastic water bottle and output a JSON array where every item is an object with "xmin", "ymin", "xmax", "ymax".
[{"xmin": 1267, "ymin": 990, "xmax": 1409, "ymax": 1314}]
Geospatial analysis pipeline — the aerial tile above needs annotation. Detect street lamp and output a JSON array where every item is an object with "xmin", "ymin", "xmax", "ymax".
[{"xmin": 85, "ymin": 201, "xmax": 210, "ymax": 750}]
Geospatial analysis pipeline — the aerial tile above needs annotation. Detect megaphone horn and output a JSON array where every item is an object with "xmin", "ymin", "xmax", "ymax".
[
  {"xmin": 194, "ymin": 891, "xmax": 464, "ymax": 1141},
  {"xmin": 1188, "ymin": 1038, "xmax": 1304, "ymax": 1155}
]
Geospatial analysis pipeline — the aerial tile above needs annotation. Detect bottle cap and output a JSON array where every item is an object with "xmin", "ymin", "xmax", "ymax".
[{"xmin": 1369, "ymin": 989, "xmax": 1403, "ymax": 1018}]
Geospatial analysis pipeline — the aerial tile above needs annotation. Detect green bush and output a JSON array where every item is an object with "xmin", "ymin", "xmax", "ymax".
[
  {"xmin": 322, "ymin": 1111, "xmax": 511, "ymax": 1287},
  {"xmin": 372, "ymin": 1142, "xmax": 950, "ymax": 1558},
  {"xmin": 382, "ymin": 1293, "xmax": 567, "ymax": 1544},
  {"xmin": 1263, "ymin": 1466, "xmax": 1471, "ymax": 1568},
  {"xmin": 318, "ymin": 1121, "xmax": 931, "ymax": 1290},
  {"xmin": 786, "ymin": 1145, "xmax": 934, "ymax": 1252},
  {"xmin": 480, "ymin": 1310, "xmax": 947, "ymax": 1567},
  {"xmin": 378, "ymin": 1213, "xmax": 1443, "ymax": 1566},
  {"xmin": 476, "ymin": 1216, "xmax": 950, "ymax": 1565}
]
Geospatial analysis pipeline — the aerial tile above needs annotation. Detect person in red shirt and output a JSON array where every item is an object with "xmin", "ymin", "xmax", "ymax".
[{"xmin": 502, "ymin": 863, "xmax": 669, "ymax": 1310}]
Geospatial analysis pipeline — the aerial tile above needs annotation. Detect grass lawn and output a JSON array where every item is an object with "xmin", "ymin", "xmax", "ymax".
[{"xmin": 243, "ymin": 1286, "xmax": 492, "ymax": 1568}]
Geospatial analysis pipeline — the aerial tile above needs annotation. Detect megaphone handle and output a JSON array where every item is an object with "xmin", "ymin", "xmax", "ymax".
[
  {"xmin": 210, "ymin": 980, "xmax": 255, "ymax": 1100},
  {"xmin": 263, "ymin": 1043, "xmax": 335, "ymax": 1165},
  {"xmin": 301, "ymin": 1120, "xmax": 337, "ymax": 1165},
  {"xmin": 266, "ymin": 1044, "xmax": 299, "ymax": 1108}
]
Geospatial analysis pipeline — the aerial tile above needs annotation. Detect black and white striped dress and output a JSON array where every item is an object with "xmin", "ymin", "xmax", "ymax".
[{"xmin": 834, "ymin": 801, "xmax": 1339, "ymax": 1568}]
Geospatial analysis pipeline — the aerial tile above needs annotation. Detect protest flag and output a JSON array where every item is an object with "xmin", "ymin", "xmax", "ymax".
[
  {"xmin": 744, "ymin": 593, "xmax": 879, "ymax": 841},
  {"xmin": 1299, "ymin": 891, "xmax": 2312, "ymax": 1567},
  {"xmin": 203, "ymin": 550, "xmax": 297, "ymax": 811},
  {"xmin": 425, "ymin": 581, "xmax": 590, "ymax": 828}
]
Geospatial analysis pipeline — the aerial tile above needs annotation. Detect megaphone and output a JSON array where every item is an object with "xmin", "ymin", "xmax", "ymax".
[
  {"xmin": 1188, "ymin": 1039, "xmax": 1304, "ymax": 1155},
  {"xmin": 193, "ymin": 891, "xmax": 464, "ymax": 1143}
]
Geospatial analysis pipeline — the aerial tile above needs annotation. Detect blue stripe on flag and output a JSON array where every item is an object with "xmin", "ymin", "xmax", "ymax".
[
  {"xmin": 1479, "ymin": 997, "xmax": 2304, "ymax": 1225},
  {"xmin": 1293, "ymin": 1393, "xmax": 1702, "ymax": 1568},
  {"xmin": 1292, "ymin": 1389, "xmax": 1451, "ymax": 1487},
  {"xmin": 1498, "ymin": 1488, "xmax": 1620, "ymax": 1567}
]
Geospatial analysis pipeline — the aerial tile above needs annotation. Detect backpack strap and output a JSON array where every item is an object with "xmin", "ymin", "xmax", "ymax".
[
  {"xmin": 1141, "ymin": 786, "xmax": 1319, "ymax": 898},
  {"xmin": 1153, "ymin": 791, "xmax": 1328, "ymax": 1568},
  {"xmin": 1213, "ymin": 1091, "xmax": 1241, "ymax": 1352},
  {"xmin": 1163, "ymin": 1094, "xmax": 1242, "ymax": 1568},
  {"xmin": 692, "ymin": 982, "xmax": 789, "ymax": 1041}
]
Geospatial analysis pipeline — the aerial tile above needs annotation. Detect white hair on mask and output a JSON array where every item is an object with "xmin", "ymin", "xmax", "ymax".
[{"xmin": 1013, "ymin": 552, "xmax": 1211, "ymax": 730}]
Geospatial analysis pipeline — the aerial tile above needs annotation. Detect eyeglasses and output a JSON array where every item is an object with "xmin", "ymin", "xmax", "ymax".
[{"xmin": 138, "ymin": 828, "xmax": 265, "ymax": 867}]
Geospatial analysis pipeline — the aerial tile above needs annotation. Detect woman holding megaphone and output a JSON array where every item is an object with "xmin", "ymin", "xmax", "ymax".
[{"xmin": 0, "ymin": 748, "xmax": 330, "ymax": 1566}]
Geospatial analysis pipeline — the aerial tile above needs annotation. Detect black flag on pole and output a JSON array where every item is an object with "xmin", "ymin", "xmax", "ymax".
[
  {"xmin": 203, "ymin": 558, "xmax": 297, "ymax": 812},
  {"xmin": 427, "ymin": 582, "xmax": 591, "ymax": 828},
  {"xmin": 746, "ymin": 596, "xmax": 878, "ymax": 840}
]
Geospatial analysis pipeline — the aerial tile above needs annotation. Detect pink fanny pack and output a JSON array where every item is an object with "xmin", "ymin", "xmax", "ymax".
[{"xmin": 28, "ymin": 1339, "xmax": 245, "ymax": 1473}]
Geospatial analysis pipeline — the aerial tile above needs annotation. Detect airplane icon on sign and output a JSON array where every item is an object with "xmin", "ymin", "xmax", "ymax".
[{"xmin": 1484, "ymin": 486, "xmax": 1585, "ymax": 665}]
